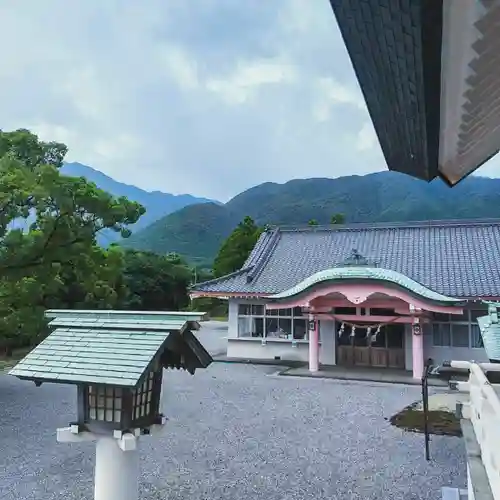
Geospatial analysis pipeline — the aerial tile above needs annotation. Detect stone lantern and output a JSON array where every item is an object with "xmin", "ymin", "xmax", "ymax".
[{"xmin": 9, "ymin": 309, "xmax": 212, "ymax": 500}]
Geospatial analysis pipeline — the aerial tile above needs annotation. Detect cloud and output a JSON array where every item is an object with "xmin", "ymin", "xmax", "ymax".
[
  {"xmin": 0, "ymin": 0, "xmax": 497, "ymax": 202},
  {"xmin": 356, "ymin": 123, "xmax": 378, "ymax": 152},
  {"xmin": 206, "ymin": 59, "xmax": 297, "ymax": 105}
]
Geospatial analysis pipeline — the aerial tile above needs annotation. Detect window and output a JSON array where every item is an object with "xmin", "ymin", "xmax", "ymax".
[
  {"xmin": 266, "ymin": 317, "xmax": 292, "ymax": 339},
  {"xmin": 369, "ymin": 308, "xmax": 395, "ymax": 316},
  {"xmin": 88, "ymin": 385, "xmax": 123, "ymax": 423},
  {"xmin": 293, "ymin": 319, "xmax": 307, "ymax": 340},
  {"xmin": 238, "ymin": 317, "xmax": 264, "ymax": 338},
  {"xmin": 433, "ymin": 313, "xmax": 450, "ymax": 322},
  {"xmin": 470, "ymin": 308, "xmax": 488, "ymax": 321},
  {"xmin": 333, "ymin": 307, "xmax": 357, "ymax": 315},
  {"xmin": 238, "ymin": 304, "xmax": 264, "ymax": 316},
  {"xmin": 133, "ymin": 371, "xmax": 155, "ymax": 420},
  {"xmin": 451, "ymin": 324, "xmax": 470, "ymax": 347},
  {"xmin": 431, "ymin": 309, "xmax": 486, "ymax": 349},
  {"xmin": 432, "ymin": 323, "xmax": 451, "ymax": 347},
  {"xmin": 237, "ymin": 304, "xmax": 308, "ymax": 340},
  {"xmin": 471, "ymin": 324, "xmax": 484, "ymax": 348}
]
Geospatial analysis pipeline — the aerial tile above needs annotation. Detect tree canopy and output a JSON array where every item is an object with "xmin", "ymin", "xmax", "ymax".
[
  {"xmin": 330, "ymin": 213, "xmax": 345, "ymax": 225},
  {"xmin": 212, "ymin": 216, "xmax": 262, "ymax": 278},
  {"xmin": 119, "ymin": 249, "xmax": 192, "ymax": 311},
  {"xmin": 0, "ymin": 129, "xmax": 150, "ymax": 352}
]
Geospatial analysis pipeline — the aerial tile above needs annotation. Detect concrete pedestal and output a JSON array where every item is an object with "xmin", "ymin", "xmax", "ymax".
[
  {"xmin": 57, "ymin": 420, "xmax": 167, "ymax": 500},
  {"xmin": 94, "ymin": 437, "xmax": 139, "ymax": 500}
]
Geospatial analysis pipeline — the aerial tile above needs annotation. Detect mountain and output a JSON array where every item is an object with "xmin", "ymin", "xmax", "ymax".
[
  {"xmin": 61, "ymin": 162, "xmax": 217, "ymax": 243},
  {"xmin": 121, "ymin": 202, "xmax": 241, "ymax": 267},
  {"xmin": 122, "ymin": 171, "xmax": 500, "ymax": 265}
]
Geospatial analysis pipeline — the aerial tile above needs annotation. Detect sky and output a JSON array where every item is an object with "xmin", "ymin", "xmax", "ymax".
[{"xmin": 1, "ymin": 0, "xmax": 499, "ymax": 202}]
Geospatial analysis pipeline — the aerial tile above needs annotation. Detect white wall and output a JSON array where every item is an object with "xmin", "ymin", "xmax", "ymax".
[
  {"xmin": 319, "ymin": 320, "xmax": 336, "ymax": 365},
  {"xmin": 228, "ymin": 299, "xmax": 239, "ymax": 339},
  {"xmin": 227, "ymin": 299, "xmax": 339, "ymax": 365},
  {"xmin": 227, "ymin": 339, "xmax": 310, "ymax": 362}
]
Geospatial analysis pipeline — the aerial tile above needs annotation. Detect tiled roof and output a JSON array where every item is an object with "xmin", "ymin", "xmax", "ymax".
[
  {"xmin": 328, "ymin": 0, "xmax": 443, "ymax": 182},
  {"xmin": 9, "ymin": 312, "xmax": 212, "ymax": 387},
  {"xmin": 191, "ymin": 219, "xmax": 500, "ymax": 298}
]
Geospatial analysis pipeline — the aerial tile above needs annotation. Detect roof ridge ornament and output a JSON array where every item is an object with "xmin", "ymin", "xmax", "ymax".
[{"xmin": 337, "ymin": 248, "xmax": 378, "ymax": 267}]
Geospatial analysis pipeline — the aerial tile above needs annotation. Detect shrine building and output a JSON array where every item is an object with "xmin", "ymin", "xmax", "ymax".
[{"xmin": 191, "ymin": 219, "xmax": 500, "ymax": 379}]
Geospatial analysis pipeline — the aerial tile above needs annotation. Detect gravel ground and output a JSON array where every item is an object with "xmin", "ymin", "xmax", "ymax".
[{"xmin": 0, "ymin": 322, "xmax": 466, "ymax": 499}]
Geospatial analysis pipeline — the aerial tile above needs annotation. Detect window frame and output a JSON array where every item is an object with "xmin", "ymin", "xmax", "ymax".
[
  {"xmin": 431, "ymin": 309, "xmax": 486, "ymax": 349},
  {"xmin": 237, "ymin": 302, "xmax": 309, "ymax": 341}
]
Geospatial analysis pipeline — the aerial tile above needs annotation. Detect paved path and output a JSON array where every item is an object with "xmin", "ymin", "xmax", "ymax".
[
  {"xmin": 0, "ymin": 320, "xmax": 466, "ymax": 499},
  {"xmin": 195, "ymin": 320, "xmax": 229, "ymax": 357}
]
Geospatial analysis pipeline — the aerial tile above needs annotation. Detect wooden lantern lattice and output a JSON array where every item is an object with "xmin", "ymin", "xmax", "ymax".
[{"xmin": 88, "ymin": 385, "xmax": 123, "ymax": 423}]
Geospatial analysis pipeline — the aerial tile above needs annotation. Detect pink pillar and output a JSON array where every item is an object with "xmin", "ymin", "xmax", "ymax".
[
  {"xmin": 412, "ymin": 324, "xmax": 424, "ymax": 379},
  {"xmin": 308, "ymin": 313, "xmax": 319, "ymax": 372}
]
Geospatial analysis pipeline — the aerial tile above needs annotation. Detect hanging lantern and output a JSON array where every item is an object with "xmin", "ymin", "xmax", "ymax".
[{"xmin": 365, "ymin": 326, "xmax": 372, "ymax": 339}]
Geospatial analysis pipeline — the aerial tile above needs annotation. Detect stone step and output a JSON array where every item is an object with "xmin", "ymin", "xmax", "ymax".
[{"xmin": 441, "ymin": 486, "xmax": 468, "ymax": 500}]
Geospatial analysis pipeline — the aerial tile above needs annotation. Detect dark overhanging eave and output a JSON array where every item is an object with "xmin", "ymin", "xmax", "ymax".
[{"xmin": 328, "ymin": 0, "xmax": 444, "ymax": 182}]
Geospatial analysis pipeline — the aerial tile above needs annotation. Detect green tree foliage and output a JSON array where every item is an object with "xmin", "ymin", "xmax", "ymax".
[
  {"xmin": 331, "ymin": 213, "xmax": 345, "ymax": 225},
  {"xmin": 308, "ymin": 219, "xmax": 319, "ymax": 226},
  {"xmin": 212, "ymin": 216, "xmax": 262, "ymax": 278},
  {"xmin": 0, "ymin": 129, "xmax": 145, "ymax": 352},
  {"xmin": 118, "ymin": 249, "xmax": 191, "ymax": 311}
]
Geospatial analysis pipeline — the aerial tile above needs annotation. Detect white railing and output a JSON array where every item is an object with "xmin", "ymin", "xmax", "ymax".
[{"xmin": 451, "ymin": 361, "xmax": 500, "ymax": 500}]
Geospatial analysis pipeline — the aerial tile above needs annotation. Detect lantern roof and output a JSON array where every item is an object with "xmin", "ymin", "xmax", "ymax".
[
  {"xmin": 477, "ymin": 303, "xmax": 500, "ymax": 362},
  {"xmin": 9, "ymin": 310, "xmax": 212, "ymax": 388}
]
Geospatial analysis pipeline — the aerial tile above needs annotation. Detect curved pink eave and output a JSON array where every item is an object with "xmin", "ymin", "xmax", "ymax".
[
  {"xmin": 268, "ymin": 283, "xmax": 462, "ymax": 315},
  {"xmin": 266, "ymin": 267, "xmax": 466, "ymax": 314}
]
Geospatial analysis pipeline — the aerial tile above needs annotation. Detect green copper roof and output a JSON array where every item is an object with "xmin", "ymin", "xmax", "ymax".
[
  {"xmin": 48, "ymin": 316, "xmax": 194, "ymax": 332},
  {"xmin": 477, "ymin": 304, "xmax": 500, "ymax": 362},
  {"xmin": 44, "ymin": 309, "xmax": 208, "ymax": 323},
  {"xmin": 9, "ymin": 310, "xmax": 212, "ymax": 387},
  {"xmin": 267, "ymin": 266, "xmax": 464, "ymax": 305},
  {"xmin": 477, "ymin": 316, "xmax": 500, "ymax": 362}
]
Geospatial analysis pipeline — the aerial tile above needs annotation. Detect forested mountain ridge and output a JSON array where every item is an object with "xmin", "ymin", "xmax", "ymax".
[
  {"xmin": 123, "ymin": 171, "xmax": 500, "ymax": 265},
  {"xmin": 61, "ymin": 162, "xmax": 218, "ymax": 244}
]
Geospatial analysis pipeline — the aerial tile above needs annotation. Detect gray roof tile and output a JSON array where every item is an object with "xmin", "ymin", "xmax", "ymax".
[
  {"xmin": 192, "ymin": 219, "xmax": 500, "ymax": 298},
  {"xmin": 10, "ymin": 311, "xmax": 213, "ymax": 386}
]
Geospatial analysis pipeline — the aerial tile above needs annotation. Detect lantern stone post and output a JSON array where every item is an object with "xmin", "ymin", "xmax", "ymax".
[{"xmin": 9, "ymin": 309, "xmax": 212, "ymax": 500}]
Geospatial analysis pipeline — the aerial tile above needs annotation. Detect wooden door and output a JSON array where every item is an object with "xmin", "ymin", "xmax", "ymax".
[
  {"xmin": 353, "ymin": 347, "xmax": 370, "ymax": 366},
  {"xmin": 336, "ymin": 322, "xmax": 406, "ymax": 369},
  {"xmin": 370, "ymin": 347, "xmax": 388, "ymax": 367},
  {"xmin": 337, "ymin": 345, "xmax": 354, "ymax": 366},
  {"xmin": 387, "ymin": 349, "xmax": 405, "ymax": 369}
]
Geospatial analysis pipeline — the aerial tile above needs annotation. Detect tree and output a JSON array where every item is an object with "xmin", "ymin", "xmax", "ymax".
[
  {"xmin": 118, "ymin": 249, "xmax": 191, "ymax": 311},
  {"xmin": 331, "ymin": 213, "xmax": 345, "ymax": 225},
  {"xmin": 212, "ymin": 216, "xmax": 262, "ymax": 278},
  {"xmin": 0, "ymin": 129, "xmax": 145, "ymax": 352},
  {"xmin": 308, "ymin": 219, "xmax": 319, "ymax": 226}
]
